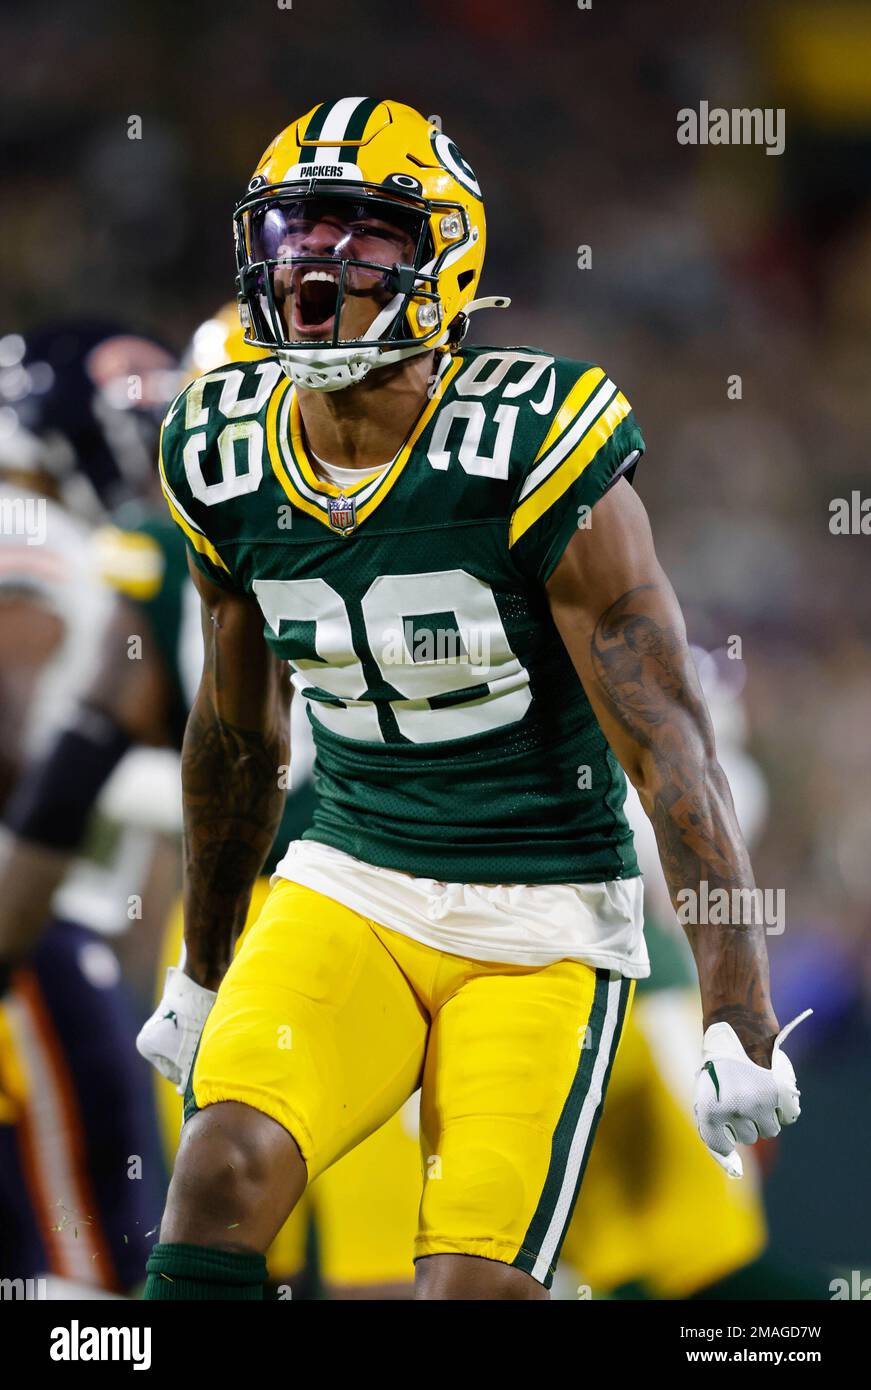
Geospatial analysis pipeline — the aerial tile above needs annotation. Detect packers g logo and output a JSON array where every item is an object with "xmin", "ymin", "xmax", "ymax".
[{"xmin": 431, "ymin": 131, "xmax": 482, "ymax": 199}]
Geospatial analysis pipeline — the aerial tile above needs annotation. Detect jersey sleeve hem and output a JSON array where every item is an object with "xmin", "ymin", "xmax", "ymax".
[
  {"xmin": 507, "ymin": 369, "xmax": 645, "ymax": 585},
  {"xmin": 535, "ymin": 438, "xmax": 645, "ymax": 584},
  {"xmin": 158, "ymin": 425, "xmax": 244, "ymax": 594}
]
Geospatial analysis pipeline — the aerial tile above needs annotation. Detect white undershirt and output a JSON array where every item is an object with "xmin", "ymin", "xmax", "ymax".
[
  {"xmin": 274, "ymin": 840, "xmax": 648, "ymax": 972},
  {"xmin": 310, "ymin": 449, "xmax": 392, "ymax": 489}
]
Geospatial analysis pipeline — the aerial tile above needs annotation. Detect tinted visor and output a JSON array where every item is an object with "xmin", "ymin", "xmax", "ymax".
[
  {"xmin": 248, "ymin": 197, "xmax": 425, "ymax": 268},
  {"xmin": 242, "ymin": 194, "xmax": 430, "ymax": 345}
]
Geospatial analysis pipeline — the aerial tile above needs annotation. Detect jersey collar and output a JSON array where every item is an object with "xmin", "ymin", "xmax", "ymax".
[{"xmin": 266, "ymin": 354, "xmax": 462, "ymax": 533}]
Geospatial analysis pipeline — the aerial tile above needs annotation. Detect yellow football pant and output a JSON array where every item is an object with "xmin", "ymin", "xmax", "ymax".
[
  {"xmin": 186, "ymin": 878, "xmax": 632, "ymax": 1287},
  {"xmin": 155, "ymin": 889, "xmax": 763, "ymax": 1294}
]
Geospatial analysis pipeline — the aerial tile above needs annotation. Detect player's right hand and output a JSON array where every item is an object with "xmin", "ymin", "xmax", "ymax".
[
  {"xmin": 693, "ymin": 1008, "xmax": 812, "ymax": 1178},
  {"xmin": 136, "ymin": 966, "xmax": 217, "ymax": 1095}
]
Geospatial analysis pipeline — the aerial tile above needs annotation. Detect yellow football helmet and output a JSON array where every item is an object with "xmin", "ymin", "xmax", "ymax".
[{"xmin": 233, "ymin": 98, "xmax": 508, "ymax": 392}]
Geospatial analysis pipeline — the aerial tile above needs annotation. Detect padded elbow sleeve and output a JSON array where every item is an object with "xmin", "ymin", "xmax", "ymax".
[{"xmin": 5, "ymin": 705, "xmax": 133, "ymax": 852}]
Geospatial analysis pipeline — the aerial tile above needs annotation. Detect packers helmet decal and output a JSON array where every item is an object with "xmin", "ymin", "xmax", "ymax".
[
  {"xmin": 233, "ymin": 98, "xmax": 508, "ymax": 392},
  {"xmin": 430, "ymin": 131, "xmax": 482, "ymax": 200}
]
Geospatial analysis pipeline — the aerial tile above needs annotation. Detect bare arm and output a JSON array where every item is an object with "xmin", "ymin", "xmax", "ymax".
[
  {"xmin": 86, "ymin": 592, "xmax": 179, "ymax": 746},
  {"xmin": 181, "ymin": 555, "xmax": 290, "ymax": 990},
  {"xmin": 546, "ymin": 479, "xmax": 779, "ymax": 1065}
]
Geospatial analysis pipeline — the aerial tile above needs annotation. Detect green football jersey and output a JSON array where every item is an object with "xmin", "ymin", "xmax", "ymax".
[
  {"xmin": 159, "ymin": 343, "xmax": 646, "ymax": 884},
  {"xmin": 95, "ymin": 504, "xmax": 316, "ymax": 870}
]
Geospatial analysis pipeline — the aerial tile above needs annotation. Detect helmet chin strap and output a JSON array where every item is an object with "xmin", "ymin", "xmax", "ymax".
[{"xmin": 276, "ymin": 291, "xmax": 511, "ymax": 394}]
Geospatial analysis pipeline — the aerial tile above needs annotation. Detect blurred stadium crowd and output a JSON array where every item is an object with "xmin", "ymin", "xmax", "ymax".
[{"xmin": 0, "ymin": 0, "xmax": 869, "ymax": 1289}]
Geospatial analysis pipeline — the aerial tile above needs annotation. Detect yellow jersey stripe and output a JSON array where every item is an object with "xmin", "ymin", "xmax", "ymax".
[
  {"xmin": 158, "ymin": 430, "xmax": 232, "ymax": 574},
  {"xmin": 534, "ymin": 367, "xmax": 606, "ymax": 462},
  {"xmin": 289, "ymin": 395, "xmax": 382, "ymax": 498},
  {"xmin": 518, "ymin": 376, "xmax": 617, "ymax": 506},
  {"xmin": 508, "ymin": 392, "xmax": 631, "ymax": 548},
  {"xmin": 267, "ymin": 355, "xmax": 463, "ymax": 531},
  {"xmin": 354, "ymin": 355, "xmax": 463, "ymax": 526},
  {"xmin": 266, "ymin": 377, "xmax": 336, "ymax": 526}
]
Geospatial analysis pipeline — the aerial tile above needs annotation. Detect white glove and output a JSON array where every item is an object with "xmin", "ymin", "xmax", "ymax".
[
  {"xmin": 136, "ymin": 966, "xmax": 217, "ymax": 1095},
  {"xmin": 694, "ymin": 1009, "xmax": 812, "ymax": 1178}
]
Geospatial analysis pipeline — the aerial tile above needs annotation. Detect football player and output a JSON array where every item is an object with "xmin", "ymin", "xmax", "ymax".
[
  {"xmin": 0, "ymin": 323, "xmax": 178, "ymax": 1291},
  {"xmin": 143, "ymin": 99, "xmax": 808, "ymax": 1301}
]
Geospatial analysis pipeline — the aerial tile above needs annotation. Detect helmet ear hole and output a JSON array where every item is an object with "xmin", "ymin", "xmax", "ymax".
[{"xmin": 457, "ymin": 269, "xmax": 475, "ymax": 291}]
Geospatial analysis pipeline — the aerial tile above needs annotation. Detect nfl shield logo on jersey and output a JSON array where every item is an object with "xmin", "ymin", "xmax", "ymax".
[{"xmin": 328, "ymin": 494, "xmax": 357, "ymax": 534}]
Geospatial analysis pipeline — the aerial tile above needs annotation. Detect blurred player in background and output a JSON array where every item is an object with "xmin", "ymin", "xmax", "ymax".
[
  {"xmin": 0, "ymin": 323, "xmax": 179, "ymax": 1292},
  {"xmin": 0, "ymin": 323, "xmax": 165, "ymax": 802},
  {"xmin": 0, "ymin": 308, "xmax": 321, "ymax": 1296}
]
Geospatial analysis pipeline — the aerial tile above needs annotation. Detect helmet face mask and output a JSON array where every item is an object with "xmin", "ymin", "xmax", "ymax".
[
  {"xmin": 232, "ymin": 100, "xmax": 492, "ymax": 391},
  {"xmin": 236, "ymin": 185, "xmax": 441, "ymax": 355}
]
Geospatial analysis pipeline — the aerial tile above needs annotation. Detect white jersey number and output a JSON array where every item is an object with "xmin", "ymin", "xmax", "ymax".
[
  {"xmin": 425, "ymin": 350, "xmax": 554, "ymax": 480},
  {"xmin": 252, "ymin": 570, "xmax": 531, "ymax": 743},
  {"xmin": 179, "ymin": 362, "xmax": 281, "ymax": 506}
]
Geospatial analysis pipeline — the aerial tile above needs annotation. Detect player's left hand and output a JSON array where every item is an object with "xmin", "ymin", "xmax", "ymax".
[
  {"xmin": 136, "ymin": 966, "xmax": 217, "ymax": 1096},
  {"xmin": 694, "ymin": 1009, "xmax": 812, "ymax": 1178}
]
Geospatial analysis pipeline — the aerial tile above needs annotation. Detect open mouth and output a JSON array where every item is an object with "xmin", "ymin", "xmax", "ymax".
[{"xmin": 291, "ymin": 268, "xmax": 340, "ymax": 336}]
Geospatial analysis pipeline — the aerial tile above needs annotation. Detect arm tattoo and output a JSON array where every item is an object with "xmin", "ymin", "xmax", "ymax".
[
  {"xmin": 181, "ymin": 674, "xmax": 288, "ymax": 990},
  {"xmin": 591, "ymin": 586, "xmax": 777, "ymax": 1060}
]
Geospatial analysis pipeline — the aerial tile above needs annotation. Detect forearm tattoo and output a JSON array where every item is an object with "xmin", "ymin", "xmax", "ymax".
[
  {"xmin": 591, "ymin": 586, "xmax": 777, "ymax": 1059},
  {"xmin": 181, "ymin": 681, "xmax": 287, "ymax": 990}
]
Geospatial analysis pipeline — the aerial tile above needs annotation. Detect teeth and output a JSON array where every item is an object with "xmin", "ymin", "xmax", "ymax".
[{"xmin": 301, "ymin": 271, "xmax": 339, "ymax": 284}]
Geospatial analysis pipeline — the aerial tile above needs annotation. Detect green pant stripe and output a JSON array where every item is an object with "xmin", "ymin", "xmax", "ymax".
[
  {"xmin": 550, "ymin": 975, "xmax": 632, "ymax": 1264},
  {"xmin": 513, "ymin": 970, "xmax": 630, "ymax": 1283},
  {"xmin": 182, "ymin": 1034, "xmax": 203, "ymax": 1124}
]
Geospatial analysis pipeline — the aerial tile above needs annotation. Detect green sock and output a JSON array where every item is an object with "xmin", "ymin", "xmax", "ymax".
[{"xmin": 143, "ymin": 1243, "xmax": 267, "ymax": 1300}]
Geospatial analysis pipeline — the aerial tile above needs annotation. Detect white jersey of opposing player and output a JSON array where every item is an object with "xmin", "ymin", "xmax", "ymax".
[
  {"xmin": 0, "ymin": 483, "xmax": 113, "ymax": 758},
  {"xmin": 0, "ymin": 483, "xmax": 166, "ymax": 937}
]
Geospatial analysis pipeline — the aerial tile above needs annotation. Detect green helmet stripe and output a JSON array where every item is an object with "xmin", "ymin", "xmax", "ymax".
[
  {"xmin": 338, "ymin": 97, "xmax": 381, "ymax": 160},
  {"xmin": 297, "ymin": 102, "xmax": 332, "ymax": 162}
]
